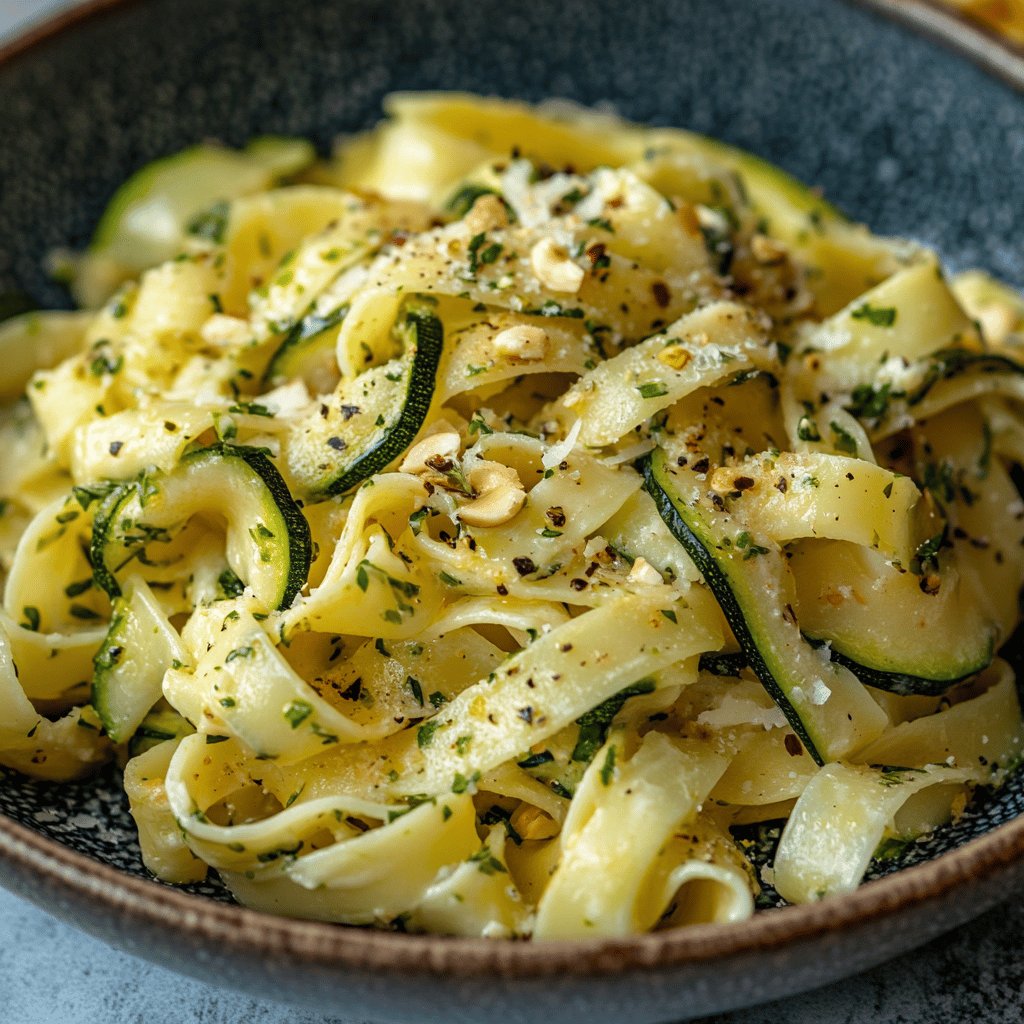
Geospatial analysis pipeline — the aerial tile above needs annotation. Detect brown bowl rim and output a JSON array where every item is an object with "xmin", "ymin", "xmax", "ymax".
[{"xmin": 1, "ymin": 0, "xmax": 1024, "ymax": 982}]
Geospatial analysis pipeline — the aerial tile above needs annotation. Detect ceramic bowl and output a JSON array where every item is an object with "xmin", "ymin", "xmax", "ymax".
[{"xmin": 2, "ymin": 0, "xmax": 1024, "ymax": 1019}]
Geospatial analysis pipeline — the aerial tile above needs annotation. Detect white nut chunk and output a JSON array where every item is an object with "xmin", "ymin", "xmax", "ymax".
[
  {"xmin": 464, "ymin": 193, "xmax": 510, "ymax": 235},
  {"xmin": 626, "ymin": 556, "xmax": 663, "ymax": 585},
  {"xmin": 530, "ymin": 238, "xmax": 585, "ymax": 294},
  {"xmin": 493, "ymin": 324, "xmax": 548, "ymax": 361},
  {"xmin": 399, "ymin": 431, "xmax": 462, "ymax": 474},
  {"xmin": 458, "ymin": 460, "xmax": 527, "ymax": 527}
]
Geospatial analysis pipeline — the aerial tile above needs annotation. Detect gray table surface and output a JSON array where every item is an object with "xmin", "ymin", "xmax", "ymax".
[{"xmin": 2, "ymin": 1, "xmax": 1024, "ymax": 1021}]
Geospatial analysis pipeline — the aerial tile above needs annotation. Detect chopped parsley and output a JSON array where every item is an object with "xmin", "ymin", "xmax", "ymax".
[
  {"xmin": 417, "ymin": 719, "xmax": 440, "ymax": 748},
  {"xmin": 850, "ymin": 303, "xmax": 897, "ymax": 327},
  {"xmin": 571, "ymin": 679, "xmax": 655, "ymax": 764},
  {"xmin": 636, "ymin": 381, "xmax": 669, "ymax": 399},
  {"xmin": 829, "ymin": 420, "xmax": 858, "ymax": 455},
  {"xmin": 796, "ymin": 415, "xmax": 821, "ymax": 443},
  {"xmin": 599, "ymin": 745, "xmax": 617, "ymax": 785},
  {"xmin": 283, "ymin": 699, "xmax": 313, "ymax": 728}
]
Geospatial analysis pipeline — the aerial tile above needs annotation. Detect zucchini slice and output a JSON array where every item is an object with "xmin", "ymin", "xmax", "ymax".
[
  {"xmin": 286, "ymin": 306, "xmax": 444, "ymax": 496},
  {"xmin": 91, "ymin": 443, "xmax": 311, "ymax": 611},
  {"xmin": 643, "ymin": 447, "xmax": 887, "ymax": 764},
  {"xmin": 127, "ymin": 706, "xmax": 194, "ymax": 758},
  {"xmin": 262, "ymin": 303, "xmax": 348, "ymax": 390},
  {"xmin": 75, "ymin": 138, "xmax": 315, "ymax": 307},
  {"xmin": 91, "ymin": 579, "xmax": 190, "ymax": 743},
  {"xmin": 842, "ymin": 349, "xmax": 1024, "ymax": 442},
  {"xmin": 790, "ymin": 541, "xmax": 996, "ymax": 695}
]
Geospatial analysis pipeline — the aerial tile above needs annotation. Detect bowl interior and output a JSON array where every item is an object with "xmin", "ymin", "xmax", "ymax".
[{"xmin": 1, "ymin": 0, "xmax": 1024, "ymax": 932}]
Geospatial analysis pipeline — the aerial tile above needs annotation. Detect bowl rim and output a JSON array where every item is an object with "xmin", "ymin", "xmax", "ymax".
[{"xmin": 1, "ymin": 0, "xmax": 1024, "ymax": 981}]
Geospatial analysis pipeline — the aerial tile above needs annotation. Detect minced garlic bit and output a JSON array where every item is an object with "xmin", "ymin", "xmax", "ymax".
[
  {"xmin": 511, "ymin": 804, "xmax": 560, "ymax": 841},
  {"xmin": 464, "ymin": 193, "xmax": 510, "ymax": 235},
  {"xmin": 709, "ymin": 467, "xmax": 740, "ymax": 494},
  {"xmin": 626, "ymin": 557, "xmax": 663, "ymax": 585},
  {"xmin": 750, "ymin": 233, "xmax": 788, "ymax": 266},
  {"xmin": 529, "ymin": 237, "xmax": 585, "ymax": 293}
]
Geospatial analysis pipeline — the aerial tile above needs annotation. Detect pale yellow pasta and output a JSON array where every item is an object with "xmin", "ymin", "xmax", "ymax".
[{"xmin": 0, "ymin": 93, "xmax": 1022, "ymax": 939}]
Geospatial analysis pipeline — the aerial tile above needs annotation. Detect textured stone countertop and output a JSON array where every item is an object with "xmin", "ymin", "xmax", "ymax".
[{"xmin": 3, "ymin": 1, "xmax": 1024, "ymax": 1021}]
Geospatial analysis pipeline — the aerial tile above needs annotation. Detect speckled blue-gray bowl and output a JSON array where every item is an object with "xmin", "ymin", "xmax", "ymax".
[{"xmin": 2, "ymin": 1, "xmax": 1024, "ymax": 1020}]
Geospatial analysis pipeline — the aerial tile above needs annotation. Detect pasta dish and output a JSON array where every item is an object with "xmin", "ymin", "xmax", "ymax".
[{"xmin": 1, "ymin": 94, "xmax": 1022, "ymax": 938}]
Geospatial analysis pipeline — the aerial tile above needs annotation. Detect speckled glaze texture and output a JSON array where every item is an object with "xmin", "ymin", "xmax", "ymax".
[{"xmin": 1, "ymin": 1, "xmax": 1024, "ymax": 1020}]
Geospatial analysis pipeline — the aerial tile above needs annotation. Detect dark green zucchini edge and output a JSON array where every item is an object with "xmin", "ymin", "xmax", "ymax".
[
  {"xmin": 262, "ymin": 303, "xmax": 349, "ymax": 387},
  {"xmin": 641, "ymin": 454, "xmax": 824, "ymax": 763},
  {"xmin": 323, "ymin": 309, "xmax": 444, "ymax": 496},
  {"xmin": 90, "ymin": 442, "xmax": 311, "ymax": 610}
]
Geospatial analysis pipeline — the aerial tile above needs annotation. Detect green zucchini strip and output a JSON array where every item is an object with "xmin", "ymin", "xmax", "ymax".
[
  {"xmin": 643, "ymin": 448, "xmax": 887, "ymax": 764},
  {"xmin": 91, "ymin": 579, "xmax": 189, "ymax": 742},
  {"xmin": 286, "ymin": 306, "xmax": 444, "ymax": 496},
  {"xmin": 91, "ymin": 443, "xmax": 311, "ymax": 611}
]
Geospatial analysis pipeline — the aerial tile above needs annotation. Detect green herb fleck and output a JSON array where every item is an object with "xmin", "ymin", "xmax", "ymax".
[
  {"xmin": 599, "ymin": 745, "xmax": 617, "ymax": 785},
  {"xmin": 283, "ymin": 700, "xmax": 313, "ymax": 728},
  {"xmin": 829, "ymin": 420, "xmax": 858, "ymax": 455},
  {"xmin": 851, "ymin": 303, "xmax": 897, "ymax": 327},
  {"xmin": 418, "ymin": 719, "xmax": 440, "ymax": 748},
  {"xmin": 637, "ymin": 381, "xmax": 669, "ymax": 399}
]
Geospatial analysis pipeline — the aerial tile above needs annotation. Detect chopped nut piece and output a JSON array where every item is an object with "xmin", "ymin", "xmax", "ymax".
[
  {"xmin": 627, "ymin": 557, "xmax": 663, "ymax": 585},
  {"xmin": 530, "ymin": 238, "xmax": 585, "ymax": 293},
  {"xmin": 583, "ymin": 536, "xmax": 612, "ymax": 563},
  {"xmin": 709, "ymin": 467, "xmax": 738, "ymax": 494},
  {"xmin": 750, "ymin": 233, "xmax": 788, "ymax": 266},
  {"xmin": 464, "ymin": 193, "xmax": 509, "ymax": 234},
  {"xmin": 493, "ymin": 324, "xmax": 548, "ymax": 361},
  {"xmin": 458, "ymin": 460, "xmax": 527, "ymax": 527},
  {"xmin": 399, "ymin": 431, "xmax": 462, "ymax": 474},
  {"xmin": 657, "ymin": 344, "xmax": 692, "ymax": 371}
]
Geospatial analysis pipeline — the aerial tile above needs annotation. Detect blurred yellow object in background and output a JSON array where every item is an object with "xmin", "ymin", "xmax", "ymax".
[{"xmin": 944, "ymin": 0, "xmax": 1024, "ymax": 44}]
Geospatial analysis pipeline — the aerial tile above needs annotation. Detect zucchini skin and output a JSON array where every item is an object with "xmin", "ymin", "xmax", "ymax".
[
  {"xmin": 90, "ymin": 604, "xmax": 130, "ymax": 739},
  {"xmin": 262, "ymin": 303, "xmax": 349, "ymax": 387},
  {"xmin": 644, "ymin": 454, "xmax": 994, "ymax": 701},
  {"xmin": 90, "ymin": 487, "xmax": 132, "ymax": 600},
  {"xmin": 641, "ymin": 453, "xmax": 824, "ymax": 762},
  {"xmin": 907, "ymin": 348, "xmax": 1024, "ymax": 407},
  {"xmin": 219, "ymin": 443, "xmax": 312, "ymax": 608},
  {"xmin": 698, "ymin": 651, "xmax": 749, "ymax": 678},
  {"xmin": 707, "ymin": 644, "xmax": 993, "ymax": 697},
  {"xmin": 819, "ymin": 644, "xmax": 993, "ymax": 698},
  {"xmin": 323, "ymin": 310, "xmax": 444, "ymax": 496},
  {"xmin": 90, "ymin": 442, "xmax": 311, "ymax": 611}
]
